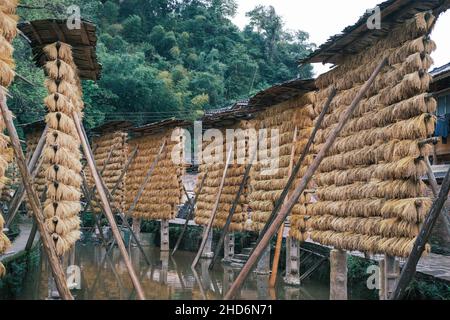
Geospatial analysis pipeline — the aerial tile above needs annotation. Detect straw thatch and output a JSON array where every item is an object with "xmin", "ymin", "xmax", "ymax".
[
  {"xmin": 86, "ymin": 131, "xmax": 128, "ymax": 214},
  {"xmin": 297, "ymin": 12, "xmax": 437, "ymax": 257},
  {"xmin": 0, "ymin": 0, "xmax": 18, "ymax": 277},
  {"xmin": 245, "ymin": 92, "xmax": 316, "ymax": 234},
  {"xmin": 125, "ymin": 128, "xmax": 184, "ymax": 220},
  {"xmin": 42, "ymin": 42, "xmax": 83, "ymax": 256},
  {"xmin": 195, "ymin": 122, "xmax": 253, "ymax": 232}
]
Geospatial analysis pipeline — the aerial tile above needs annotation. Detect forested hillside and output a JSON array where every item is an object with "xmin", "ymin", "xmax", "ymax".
[{"xmin": 11, "ymin": 0, "xmax": 314, "ymax": 128}]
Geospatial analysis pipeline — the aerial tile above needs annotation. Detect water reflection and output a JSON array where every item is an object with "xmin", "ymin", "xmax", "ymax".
[{"xmin": 20, "ymin": 241, "xmax": 331, "ymax": 300}]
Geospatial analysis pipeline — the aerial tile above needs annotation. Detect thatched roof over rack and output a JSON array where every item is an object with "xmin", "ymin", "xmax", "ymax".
[
  {"xmin": 18, "ymin": 19, "xmax": 102, "ymax": 81},
  {"xmin": 248, "ymin": 78, "xmax": 316, "ymax": 109},
  {"xmin": 201, "ymin": 78, "xmax": 316, "ymax": 127},
  {"xmin": 19, "ymin": 120, "xmax": 46, "ymax": 134},
  {"xmin": 89, "ymin": 121, "xmax": 133, "ymax": 135},
  {"xmin": 130, "ymin": 118, "xmax": 190, "ymax": 136},
  {"xmin": 430, "ymin": 62, "xmax": 450, "ymax": 93},
  {"xmin": 201, "ymin": 101, "xmax": 254, "ymax": 128},
  {"xmin": 299, "ymin": 0, "xmax": 450, "ymax": 65}
]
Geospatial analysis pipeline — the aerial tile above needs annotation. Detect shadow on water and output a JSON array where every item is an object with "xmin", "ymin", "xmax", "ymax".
[{"xmin": 18, "ymin": 239, "xmax": 331, "ymax": 300}]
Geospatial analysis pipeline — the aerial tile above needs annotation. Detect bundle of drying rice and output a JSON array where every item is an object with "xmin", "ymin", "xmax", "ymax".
[
  {"xmin": 307, "ymin": 12, "xmax": 437, "ymax": 258},
  {"xmin": 237, "ymin": 93, "xmax": 316, "ymax": 237},
  {"xmin": 195, "ymin": 122, "xmax": 251, "ymax": 232},
  {"xmin": 42, "ymin": 42, "xmax": 83, "ymax": 256},
  {"xmin": 125, "ymin": 128, "xmax": 184, "ymax": 221},
  {"xmin": 0, "ymin": 0, "xmax": 18, "ymax": 276},
  {"xmin": 86, "ymin": 131, "xmax": 128, "ymax": 214}
]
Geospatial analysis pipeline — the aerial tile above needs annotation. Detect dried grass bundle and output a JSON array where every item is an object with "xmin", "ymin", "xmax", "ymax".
[
  {"xmin": 0, "ymin": 10, "xmax": 18, "ymax": 41},
  {"xmin": 43, "ymin": 145, "xmax": 82, "ymax": 172},
  {"xmin": 47, "ymin": 181, "xmax": 81, "ymax": 202},
  {"xmin": 45, "ymin": 112, "xmax": 78, "ymax": 137},
  {"xmin": 43, "ymin": 200, "xmax": 81, "ymax": 219},
  {"xmin": 45, "ymin": 59, "xmax": 77, "ymax": 82},
  {"xmin": 43, "ymin": 42, "xmax": 74, "ymax": 64},
  {"xmin": 44, "ymin": 93, "xmax": 75, "ymax": 114}
]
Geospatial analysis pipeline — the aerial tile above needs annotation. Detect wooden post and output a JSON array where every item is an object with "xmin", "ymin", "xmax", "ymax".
[
  {"xmin": 284, "ymin": 237, "xmax": 301, "ymax": 286},
  {"xmin": 192, "ymin": 147, "xmax": 233, "ymax": 268},
  {"xmin": 223, "ymin": 232, "xmax": 235, "ymax": 263},
  {"xmin": 270, "ymin": 127, "xmax": 298, "ymax": 287},
  {"xmin": 160, "ymin": 219, "xmax": 170, "ymax": 252},
  {"xmin": 132, "ymin": 218, "xmax": 141, "ymax": 244},
  {"xmin": 379, "ymin": 258, "xmax": 386, "ymax": 300},
  {"xmin": 172, "ymin": 170, "xmax": 208, "ymax": 255},
  {"xmin": 71, "ymin": 111, "xmax": 146, "ymax": 300},
  {"xmin": 224, "ymin": 58, "xmax": 388, "ymax": 300},
  {"xmin": 383, "ymin": 255, "xmax": 399, "ymax": 300},
  {"xmin": 330, "ymin": 249, "xmax": 347, "ymax": 300},
  {"xmin": 256, "ymin": 242, "xmax": 270, "ymax": 275},
  {"xmin": 0, "ymin": 93, "xmax": 73, "ymax": 300},
  {"xmin": 202, "ymin": 227, "xmax": 214, "ymax": 258},
  {"xmin": 391, "ymin": 163, "xmax": 450, "ymax": 299}
]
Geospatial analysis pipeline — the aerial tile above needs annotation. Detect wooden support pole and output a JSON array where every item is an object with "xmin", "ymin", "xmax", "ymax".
[
  {"xmin": 224, "ymin": 58, "xmax": 388, "ymax": 300},
  {"xmin": 161, "ymin": 219, "xmax": 170, "ymax": 252},
  {"xmin": 71, "ymin": 111, "xmax": 145, "ymax": 300},
  {"xmin": 270, "ymin": 126, "xmax": 298, "ymax": 287},
  {"xmin": 172, "ymin": 170, "xmax": 208, "ymax": 255},
  {"xmin": 192, "ymin": 147, "xmax": 234, "ymax": 269},
  {"xmin": 223, "ymin": 232, "xmax": 235, "ymax": 264},
  {"xmin": 330, "ymin": 249, "xmax": 348, "ymax": 300},
  {"xmin": 284, "ymin": 237, "xmax": 301, "ymax": 286},
  {"xmin": 5, "ymin": 125, "xmax": 48, "ymax": 228},
  {"xmin": 209, "ymin": 147, "xmax": 256, "ymax": 270},
  {"xmin": 391, "ymin": 164, "xmax": 450, "ymax": 300},
  {"xmin": 0, "ymin": 93, "xmax": 73, "ymax": 300},
  {"xmin": 383, "ymin": 255, "xmax": 399, "ymax": 300}
]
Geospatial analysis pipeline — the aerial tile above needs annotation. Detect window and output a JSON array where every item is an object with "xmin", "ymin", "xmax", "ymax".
[{"xmin": 437, "ymin": 94, "xmax": 450, "ymax": 116}]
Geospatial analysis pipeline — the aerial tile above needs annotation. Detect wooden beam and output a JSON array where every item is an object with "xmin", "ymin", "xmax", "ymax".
[
  {"xmin": 172, "ymin": 170, "xmax": 208, "ymax": 256},
  {"xmin": 224, "ymin": 58, "xmax": 388, "ymax": 300},
  {"xmin": 71, "ymin": 111, "xmax": 145, "ymax": 300},
  {"xmin": 0, "ymin": 92, "xmax": 73, "ymax": 300},
  {"xmin": 391, "ymin": 162, "xmax": 450, "ymax": 299},
  {"xmin": 192, "ymin": 147, "xmax": 233, "ymax": 269}
]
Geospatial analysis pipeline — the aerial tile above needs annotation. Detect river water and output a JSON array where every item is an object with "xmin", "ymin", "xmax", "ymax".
[{"xmin": 19, "ymin": 242, "xmax": 335, "ymax": 300}]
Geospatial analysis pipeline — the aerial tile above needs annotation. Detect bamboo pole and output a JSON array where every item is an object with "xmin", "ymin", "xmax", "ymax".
[
  {"xmin": 224, "ymin": 57, "xmax": 388, "ymax": 300},
  {"xmin": 5, "ymin": 125, "xmax": 48, "ymax": 228},
  {"xmin": 209, "ymin": 147, "xmax": 257, "ymax": 270},
  {"xmin": 192, "ymin": 147, "xmax": 234, "ymax": 269},
  {"xmin": 71, "ymin": 111, "xmax": 145, "ymax": 300},
  {"xmin": 269, "ymin": 126, "xmax": 298, "ymax": 287},
  {"xmin": 110, "ymin": 146, "xmax": 138, "ymax": 196},
  {"xmin": 0, "ymin": 93, "xmax": 73, "ymax": 300},
  {"xmin": 172, "ymin": 170, "xmax": 208, "ymax": 255},
  {"xmin": 391, "ymin": 163, "xmax": 450, "ymax": 299}
]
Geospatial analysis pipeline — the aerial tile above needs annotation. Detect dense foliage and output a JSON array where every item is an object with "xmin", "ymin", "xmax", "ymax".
[{"xmin": 11, "ymin": 0, "xmax": 314, "ymax": 128}]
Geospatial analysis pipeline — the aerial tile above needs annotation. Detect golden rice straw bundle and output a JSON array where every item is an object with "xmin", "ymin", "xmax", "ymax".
[
  {"xmin": 42, "ymin": 42, "xmax": 84, "ymax": 256},
  {"xmin": 125, "ymin": 129, "xmax": 184, "ymax": 221},
  {"xmin": 0, "ymin": 0, "xmax": 18, "ymax": 276},
  {"xmin": 86, "ymin": 131, "xmax": 128, "ymax": 214}
]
